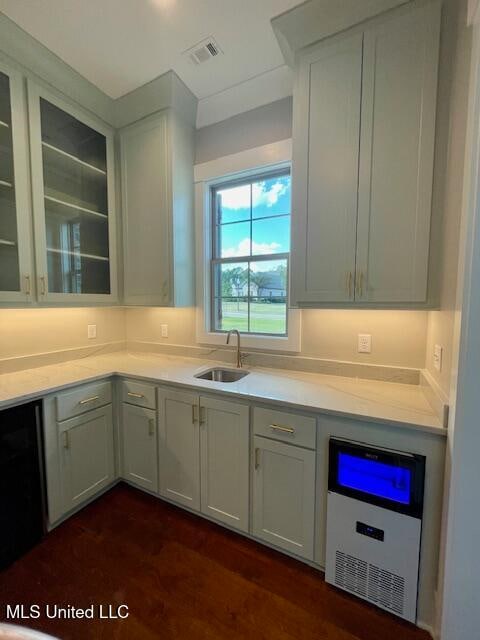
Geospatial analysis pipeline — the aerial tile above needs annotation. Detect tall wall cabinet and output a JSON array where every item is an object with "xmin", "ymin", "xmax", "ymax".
[
  {"xmin": 0, "ymin": 62, "xmax": 33, "ymax": 303},
  {"xmin": 120, "ymin": 110, "xmax": 195, "ymax": 306},
  {"xmin": 290, "ymin": 1, "xmax": 441, "ymax": 306},
  {"xmin": 0, "ymin": 66, "xmax": 118, "ymax": 305},
  {"xmin": 28, "ymin": 83, "xmax": 117, "ymax": 302}
]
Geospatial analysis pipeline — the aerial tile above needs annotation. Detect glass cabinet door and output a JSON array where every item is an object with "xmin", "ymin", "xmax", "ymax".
[
  {"xmin": 0, "ymin": 65, "xmax": 33, "ymax": 302},
  {"xmin": 29, "ymin": 83, "xmax": 116, "ymax": 301}
]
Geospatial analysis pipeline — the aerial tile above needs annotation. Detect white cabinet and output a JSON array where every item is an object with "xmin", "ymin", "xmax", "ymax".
[
  {"xmin": 200, "ymin": 396, "xmax": 249, "ymax": 532},
  {"xmin": 121, "ymin": 403, "xmax": 158, "ymax": 492},
  {"xmin": 252, "ymin": 435, "xmax": 316, "ymax": 560},
  {"xmin": 157, "ymin": 388, "xmax": 201, "ymax": 509},
  {"xmin": 58, "ymin": 404, "xmax": 115, "ymax": 513},
  {"xmin": 0, "ymin": 61, "xmax": 34, "ymax": 303},
  {"xmin": 291, "ymin": 31, "xmax": 362, "ymax": 304},
  {"xmin": 120, "ymin": 110, "xmax": 194, "ymax": 306},
  {"xmin": 27, "ymin": 82, "xmax": 117, "ymax": 303},
  {"xmin": 291, "ymin": 2, "xmax": 440, "ymax": 306},
  {"xmin": 158, "ymin": 388, "xmax": 250, "ymax": 531}
]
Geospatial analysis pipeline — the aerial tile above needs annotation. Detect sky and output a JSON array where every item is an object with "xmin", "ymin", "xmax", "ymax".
[{"xmin": 217, "ymin": 175, "xmax": 291, "ymax": 272}]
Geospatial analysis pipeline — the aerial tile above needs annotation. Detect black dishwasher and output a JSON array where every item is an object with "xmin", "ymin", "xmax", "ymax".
[{"xmin": 0, "ymin": 400, "xmax": 47, "ymax": 569}]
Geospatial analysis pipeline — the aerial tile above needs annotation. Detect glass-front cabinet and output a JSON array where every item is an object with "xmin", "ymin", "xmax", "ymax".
[
  {"xmin": 0, "ymin": 63, "xmax": 33, "ymax": 303},
  {"xmin": 28, "ymin": 82, "xmax": 117, "ymax": 302}
]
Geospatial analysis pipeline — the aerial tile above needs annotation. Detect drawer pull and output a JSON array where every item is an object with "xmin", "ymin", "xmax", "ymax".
[
  {"xmin": 270, "ymin": 423, "xmax": 295, "ymax": 434},
  {"xmin": 127, "ymin": 392, "xmax": 145, "ymax": 399},
  {"xmin": 78, "ymin": 395, "xmax": 100, "ymax": 405},
  {"xmin": 148, "ymin": 418, "xmax": 155, "ymax": 436}
]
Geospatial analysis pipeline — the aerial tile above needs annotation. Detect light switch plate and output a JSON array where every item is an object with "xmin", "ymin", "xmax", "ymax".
[
  {"xmin": 433, "ymin": 344, "xmax": 443, "ymax": 372},
  {"xmin": 87, "ymin": 324, "xmax": 97, "ymax": 339},
  {"xmin": 161, "ymin": 324, "xmax": 168, "ymax": 338},
  {"xmin": 358, "ymin": 334, "xmax": 372, "ymax": 353}
]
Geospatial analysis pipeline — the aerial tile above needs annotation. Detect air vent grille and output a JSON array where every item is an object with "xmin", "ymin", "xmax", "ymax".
[
  {"xmin": 335, "ymin": 551, "xmax": 405, "ymax": 615},
  {"xmin": 184, "ymin": 37, "xmax": 222, "ymax": 65}
]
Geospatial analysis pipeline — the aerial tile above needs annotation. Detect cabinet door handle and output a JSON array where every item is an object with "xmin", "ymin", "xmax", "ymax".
[
  {"xmin": 162, "ymin": 280, "xmax": 168, "ymax": 301},
  {"xmin": 255, "ymin": 447, "xmax": 261, "ymax": 470},
  {"xmin": 39, "ymin": 276, "xmax": 46, "ymax": 295},
  {"xmin": 24, "ymin": 275, "xmax": 31, "ymax": 296},
  {"xmin": 127, "ymin": 392, "xmax": 144, "ymax": 399},
  {"xmin": 78, "ymin": 395, "xmax": 100, "ymax": 405},
  {"xmin": 199, "ymin": 406, "xmax": 206, "ymax": 426},
  {"xmin": 270, "ymin": 423, "xmax": 295, "ymax": 434},
  {"xmin": 63, "ymin": 431, "xmax": 70, "ymax": 450},
  {"xmin": 148, "ymin": 418, "xmax": 155, "ymax": 436},
  {"xmin": 192, "ymin": 404, "xmax": 198, "ymax": 424},
  {"xmin": 356, "ymin": 271, "xmax": 364, "ymax": 298},
  {"xmin": 346, "ymin": 271, "xmax": 353, "ymax": 298}
]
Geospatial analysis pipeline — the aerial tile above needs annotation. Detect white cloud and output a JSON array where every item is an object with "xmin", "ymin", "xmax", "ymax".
[
  {"xmin": 218, "ymin": 180, "xmax": 288, "ymax": 211},
  {"xmin": 222, "ymin": 238, "xmax": 280, "ymax": 258}
]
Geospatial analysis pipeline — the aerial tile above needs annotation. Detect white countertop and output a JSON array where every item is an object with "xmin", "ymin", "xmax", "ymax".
[{"xmin": 0, "ymin": 351, "xmax": 445, "ymax": 435}]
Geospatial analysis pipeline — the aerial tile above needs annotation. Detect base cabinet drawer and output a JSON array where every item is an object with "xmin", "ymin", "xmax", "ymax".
[
  {"xmin": 56, "ymin": 381, "xmax": 112, "ymax": 421},
  {"xmin": 122, "ymin": 380, "xmax": 156, "ymax": 410},
  {"xmin": 121, "ymin": 403, "xmax": 158, "ymax": 492},
  {"xmin": 253, "ymin": 407, "xmax": 316, "ymax": 450},
  {"xmin": 252, "ymin": 435, "xmax": 316, "ymax": 560},
  {"xmin": 58, "ymin": 405, "xmax": 115, "ymax": 513}
]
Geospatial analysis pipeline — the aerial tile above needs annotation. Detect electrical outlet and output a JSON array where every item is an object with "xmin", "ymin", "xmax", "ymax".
[
  {"xmin": 358, "ymin": 334, "xmax": 372, "ymax": 353},
  {"xmin": 161, "ymin": 324, "xmax": 168, "ymax": 338},
  {"xmin": 87, "ymin": 324, "xmax": 97, "ymax": 339},
  {"xmin": 433, "ymin": 344, "xmax": 443, "ymax": 372}
]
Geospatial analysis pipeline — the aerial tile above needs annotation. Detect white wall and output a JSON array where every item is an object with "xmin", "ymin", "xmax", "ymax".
[
  {"xmin": 0, "ymin": 308, "xmax": 125, "ymax": 361},
  {"xmin": 425, "ymin": 0, "xmax": 472, "ymax": 396}
]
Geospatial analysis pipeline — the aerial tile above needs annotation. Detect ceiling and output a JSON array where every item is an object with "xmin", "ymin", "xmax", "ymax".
[{"xmin": 0, "ymin": 0, "xmax": 303, "ymax": 101}]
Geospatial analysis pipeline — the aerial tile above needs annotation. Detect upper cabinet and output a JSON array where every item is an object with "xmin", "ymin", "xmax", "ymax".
[
  {"xmin": 290, "ymin": 2, "xmax": 441, "ymax": 306},
  {"xmin": 0, "ymin": 62, "xmax": 33, "ymax": 303},
  {"xmin": 120, "ymin": 110, "xmax": 195, "ymax": 306},
  {"xmin": 28, "ymin": 82, "xmax": 117, "ymax": 303}
]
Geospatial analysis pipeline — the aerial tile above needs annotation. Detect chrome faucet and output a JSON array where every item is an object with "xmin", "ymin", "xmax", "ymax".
[{"xmin": 226, "ymin": 329, "xmax": 243, "ymax": 368}]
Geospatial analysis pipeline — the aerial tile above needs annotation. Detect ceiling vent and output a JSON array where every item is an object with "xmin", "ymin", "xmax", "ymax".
[{"xmin": 184, "ymin": 37, "xmax": 222, "ymax": 65}]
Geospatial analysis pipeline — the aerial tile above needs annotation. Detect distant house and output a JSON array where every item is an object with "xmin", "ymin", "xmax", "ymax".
[{"xmin": 241, "ymin": 273, "xmax": 286, "ymax": 299}]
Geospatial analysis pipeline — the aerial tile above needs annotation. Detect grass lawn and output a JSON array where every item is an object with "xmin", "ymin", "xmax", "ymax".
[{"xmin": 219, "ymin": 301, "xmax": 286, "ymax": 334}]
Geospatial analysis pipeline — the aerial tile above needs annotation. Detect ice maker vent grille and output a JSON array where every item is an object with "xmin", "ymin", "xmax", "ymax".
[{"xmin": 335, "ymin": 551, "xmax": 405, "ymax": 615}]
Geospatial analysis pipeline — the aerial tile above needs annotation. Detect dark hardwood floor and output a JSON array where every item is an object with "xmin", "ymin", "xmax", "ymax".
[{"xmin": 0, "ymin": 484, "xmax": 430, "ymax": 640}]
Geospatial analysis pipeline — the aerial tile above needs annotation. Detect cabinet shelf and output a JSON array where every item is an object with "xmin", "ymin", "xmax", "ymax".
[
  {"xmin": 42, "ymin": 141, "xmax": 107, "ymax": 176},
  {"xmin": 47, "ymin": 247, "xmax": 109, "ymax": 262},
  {"xmin": 44, "ymin": 194, "xmax": 108, "ymax": 220}
]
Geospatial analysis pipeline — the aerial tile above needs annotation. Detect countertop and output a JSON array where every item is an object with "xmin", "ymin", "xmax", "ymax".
[{"xmin": 0, "ymin": 351, "xmax": 445, "ymax": 435}]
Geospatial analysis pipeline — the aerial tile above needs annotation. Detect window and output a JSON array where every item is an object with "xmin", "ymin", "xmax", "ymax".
[{"xmin": 211, "ymin": 170, "xmax": 291, "ymax": 336}]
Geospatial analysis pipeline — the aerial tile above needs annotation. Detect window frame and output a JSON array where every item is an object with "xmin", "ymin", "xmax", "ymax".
[
  {"xmin": 210, "ymin": 168, "xmax": 291, "ymax": 338},
  {"xmin": 194, "ymin": 140, "xmax": 301, "ymax": 353}
]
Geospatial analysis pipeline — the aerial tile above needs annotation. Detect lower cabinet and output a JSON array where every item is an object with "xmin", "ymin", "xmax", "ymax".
[
  {"xmin": 121, "ymin": 403, "xmax": 158, "ymax": 492},
  {"xmin": 157, "ymin": 388, "xmax": 201, "ymax": 510},
  {"xmin": 252, "ymin": 435, "xmax": 316, "ymax": 560},
  {"xmin": 58, "ymin": 405, "xmax": 115, "ymax": 513},
  {"xmin": 200, "ymin": 396, "xmax": 249, "ymax": 532},
  {"xmin": 157, "ymin": 388, "xmax": 250, "ymax": 532}
]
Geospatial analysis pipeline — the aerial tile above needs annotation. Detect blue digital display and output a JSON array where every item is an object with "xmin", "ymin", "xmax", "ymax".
[{"xmin": 337, "ymin": 452, "xmax": 411, "ymax": 505}]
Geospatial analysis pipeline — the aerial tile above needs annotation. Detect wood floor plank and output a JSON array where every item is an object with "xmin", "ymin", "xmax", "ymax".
[{"xmin": 0, "ymin": 485, "xmax": 430, "ymax": 640}]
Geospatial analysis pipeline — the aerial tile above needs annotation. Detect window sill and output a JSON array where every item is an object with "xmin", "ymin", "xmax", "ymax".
[{"xmin": 196, "ymin": 310, "xmax": 302, "ymax": 353}]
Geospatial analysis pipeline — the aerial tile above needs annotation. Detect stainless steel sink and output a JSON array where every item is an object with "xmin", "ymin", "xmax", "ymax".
[{"xmin": 195, "ymin": 368, "xmax": 249, "ymax": 383}]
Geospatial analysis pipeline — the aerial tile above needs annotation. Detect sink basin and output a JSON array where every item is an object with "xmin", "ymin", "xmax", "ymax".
[{"xmin": 195, "ymin": 368, "xmax": 249, "ymax": 383}]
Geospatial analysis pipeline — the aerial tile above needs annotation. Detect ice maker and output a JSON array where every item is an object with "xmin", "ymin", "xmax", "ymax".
[{"xmin": 325, "ymin": 438, "xmax": 426, "ymax": 623}]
